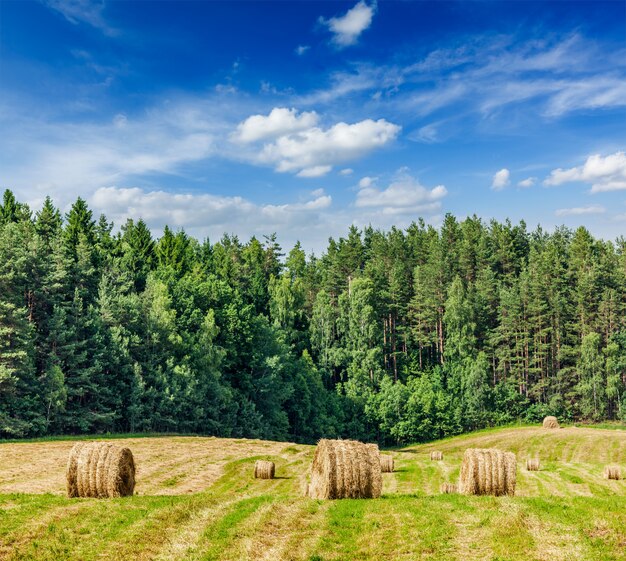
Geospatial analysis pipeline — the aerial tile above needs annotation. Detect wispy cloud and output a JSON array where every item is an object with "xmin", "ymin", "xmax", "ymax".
[
  {"xmin": 43, "ymin": 0, "xmax": 116, "ymax": 35},
  {"xmin": 0, "ymin": 95, "xmax": 240, "ymax": 207},
  {"xmin": 320, "ymin": 1, "xmax": 376, "ymax": 48},
  {"xmin": 297, "ymin": 33, "xmax": 626, "ymax": 126},
  {"xmin": 295, "ymin": 45, "xmax": 310, "ymax": 56},
  {"xmin": 555, "ymin": 205, "xmax": 606, "ymax": 217},
  {"xmin": 544, "ymin": 152, "xmax": 626, "ymax": 192}
]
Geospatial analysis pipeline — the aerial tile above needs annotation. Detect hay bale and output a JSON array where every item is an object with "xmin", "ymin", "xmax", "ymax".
[
  {"xmin": 526, "ymin": 458, "xmax": 540, "ymax": 471},
  {"xmin": 307, "ymin": 439, "xmax": 382, "ymax": 499},
  {"xmin": 604, "ymin": 465, "xmax": 622, "ymax": 480},
  {"xmin": 430, "ymin": 451, "xmax": 443, "ymax": 461},
  {"xmin": 542, "ymin": 416, "xmax": 560, "ymax": 429},
  {"xmin": 380, "ymin": 454, "xmax": 394, "ymax": 473},
  {"xmin": 66, "ymin": 442, "xmax": 86, "ymax": 498},
  {"xmin": 254, "ymin": 460, "xmax": 275, "ymax": 479},
  {"xmin": 66, "ymin": 442, "xmax": 135, "ymax": 498},
  {"xmin": 440, "ymin": 482, "xmax": 458, "ymax": 494},
  {"xmin": 365, "ymin": 443, "xmax": 383, "ymax": 498},
  {"xmin": 459, "ymin": 448, "xmax": 516, "ymax": 496}
]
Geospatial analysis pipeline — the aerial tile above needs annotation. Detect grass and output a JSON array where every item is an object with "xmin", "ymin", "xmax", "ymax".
[{"xmin": 2, "ymin": 426, "xmax": 626, "ymax": 560}]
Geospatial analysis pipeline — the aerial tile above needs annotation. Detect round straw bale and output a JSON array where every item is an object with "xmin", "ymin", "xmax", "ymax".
[
  {"xmin": 77, "ymin": 442, "xmax": 98, "ymax": 498},
  {"xmin": 254, "ymin": 460, "xmax": 275, "ymax": 479},
  {"xmin": 604, "ymin": 465, "xmax": 621, "ymax": 480},
  {"xmin": 440, "ymin": 482, "xmax": 458, "ymax": 494},
  {"xmin": 95, "ymin": 443, "xmax": 113, "ymax": 497},
  {"xmin": 430, "ymin": 451, "xmax": 443, "ymax": 461},
  {"xmin": 66, "ymin": 442, "xmax": 86, "ymax": 498},
  {"xmin": 67, "ymin": 442, "xmax": 135, "ymax": 498},
  {"xmin": 542, "ymin": 416, "xmax": 560, "ymax": 429},
  {"xmin": 308, "ymin": 439, "xmax": 382, "ymax": 499},
  {"xmin": 526, "ymin": 458, "xmax": 540, "ymax": 471},
  {"xmin": 105, "ymin": 446, "xmax": 135, "ymax": 497},
  {"xmin": 380, "ymin": 454, "xmax": 394, "ymax": 473},
  {"xmin": 366, "ymin": 443, "xmax": 383, "ymax": 498},
  {"xmin": 459, "ymin": 448, "xmax": 516, "ymax": 496}
]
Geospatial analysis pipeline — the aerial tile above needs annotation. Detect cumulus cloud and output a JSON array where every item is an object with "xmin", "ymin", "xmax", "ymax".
[
  {"xmin": 492, "ymin": 168, "xmax": 510, "ymax": 190},
  {"xmin": 233, "ymin": 107, "xmax": 319, "ymax": 143},
  {"xmin": 340, "ymin": 168, "xmax": 353, "ymax": 176},
  {"xmin": 544, "ymin": 152, "xmax": 626, "ymax": 192},
  {"xmin": 240, "ymin": 113, "xmax": 399, "ymax": 176},
  {"xmin": 358, "ymin": 176, "xmax": 376, "ymax": 188},
  {"xmin": 90, "ymin": 186, "xmax": 332, "ymax": 242},
  {"xmin": 355, "ymin": 173, "xmax": 447, "ymax": 215},
  {"xmin": 321, "ymin": 1, "xmax": 376, "ymax": 47},
  {"xmin": 554, "ymin": 205, "xmax": 606, "ymax": 217},
  {"xmin": 517, "ymin": 177, "xmax": 536, "ymax": 188}
]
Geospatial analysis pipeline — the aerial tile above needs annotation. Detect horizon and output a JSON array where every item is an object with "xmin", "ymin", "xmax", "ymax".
[{"xmin": 1, "ymin": 0, "xmax": 625, "ymax": 254}]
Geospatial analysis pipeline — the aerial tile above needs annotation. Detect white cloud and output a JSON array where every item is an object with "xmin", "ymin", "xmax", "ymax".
[
  {"xmin": 321, "ymin": 1, "xmax": 376, "ymax": 47},
  {"xmin": 297, "ymin": 165, "xmax": 332, "ymax": 178},
  {"xmin": 1, "ymin": 95, "xmax": 247, "ymax": 208},
  {"xmin": 355, "ymin": 173, "xmax": 447, "ymax": 215},
  {"xmin": 256, "ymin": 118, "xmax": 400, "ymax": 176},
  {"xmin": 411, "ymin": 123, "xmax": 439, "ymax": 143},
  {"xmin": 555, "ymin": 205, "xmax": 606, "ymax": 217},
  {"xmin": 90, "ymin": 186, "xmax": 332, "ymax": 244},
  {"xmin": 214, "ymin": 83, "xmax": 237, "ymax": 95},
  {"xmin": 296, "ymin": 64, "xmax": 400, "ymax": 106},
  {"xmin": 295, "ymin": 45, "xmax": 310, "ymax": 56},
  {"xmin": 517, "ymin": 177, "xmax": 536, "ymax": 188},
  {"xmin": 233, "ymin": 107, "xmax": 319, "ymax": 143},
  {"xmin": 492, "ymin": 168, "xmax": 510, "ymax": 190},
  {"xmin": 44, "ymin": 0, "xmax": 115, "ymax": 35},
  {"xmin": 544, "ymin": 152, "xmax": 626, "ymax": 192},
  {"xmin": 358, "ymin": 176, "xmax": 376, "ymax": 188},
  {"xmin": 340, "ymin": 168, "xmax": 353, "ymax": 176},
  {"xmin": 406, "ymin": 34, "xmax": 626, "ymax": 118}
]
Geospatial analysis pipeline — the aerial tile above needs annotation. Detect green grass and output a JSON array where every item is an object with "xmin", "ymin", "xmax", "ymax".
[{"xmin": 3, "ymin": 425, "xmax": 626, "ymax": 560}]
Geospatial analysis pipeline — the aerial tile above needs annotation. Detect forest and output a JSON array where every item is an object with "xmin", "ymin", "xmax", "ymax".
[{"xmin": 1, "ymin": 188, "xmax": 625, "ymax": 444}]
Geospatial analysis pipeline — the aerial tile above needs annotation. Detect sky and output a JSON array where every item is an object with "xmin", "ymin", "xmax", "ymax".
[{"xmin": 1, "ymin": 0, "xmax": 625, "ymax": 254}]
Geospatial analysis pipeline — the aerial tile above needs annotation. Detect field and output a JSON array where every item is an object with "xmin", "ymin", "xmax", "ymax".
[{"xmin": 2, "ymin": 426, "xmax": 626, "ymax": 560}]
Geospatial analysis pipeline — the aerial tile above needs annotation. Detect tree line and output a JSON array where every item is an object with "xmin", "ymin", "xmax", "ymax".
[{"xmin": 1, "ymin": 188, "xmax": 625, "ymax": 443}]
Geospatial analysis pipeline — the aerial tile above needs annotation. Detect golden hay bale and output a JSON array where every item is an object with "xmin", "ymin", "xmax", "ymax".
[
  {"xmin": 430, "ymin": 451, "xmax": 443, "ymax": 461},
  {"xmin": 526, "ymin": 458, "xmax": 540, "ymax": 471},
  {"xmin": 459, "ymin": 448, "xmax": 516, "ymax": 496},
  {"xmin": 66, "ymin": 442, "xmax": 135, "ymax": 498},
  {"xmin": 365, "ymin": 443, "xmax": 383, "ymax": 498},
  {"xmin": 254, "ymin": 460, "xmax": 275, "ymax": 479},
  {"xmin": 440, "ymin": 482, "xmax": 458, "ymax": 494},
  {"xmin": 66, "ymin": 442, "xmax": 86, "ymax": 498},
  {"xmin": 307, "ymin": 439, "xmax": 382, "ymax": 499},
  {"xmin": 604, "ymin": 465, "xmax": 622, "ymax": 480},
  {"xmin": 380, "ymin": 454, "xmax": 394, "ymax": 473},
  {"xmin": 542, "ymin": 416, "xmax": 560, "ymax": 429}
]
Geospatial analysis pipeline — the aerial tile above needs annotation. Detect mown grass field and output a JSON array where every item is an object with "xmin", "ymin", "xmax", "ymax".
[{"xmin": 2, "ymin": 426, "xmax": 626, "ymax": 560}]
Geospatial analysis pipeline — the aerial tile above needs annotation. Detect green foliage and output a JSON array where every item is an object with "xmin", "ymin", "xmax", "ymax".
[{"xmin": 2, "ymin": 188, "xmax": 626, "ymax": 444}]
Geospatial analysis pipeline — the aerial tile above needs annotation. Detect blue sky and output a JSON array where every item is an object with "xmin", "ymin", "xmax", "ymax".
[{"xmin": 1, "ymin": 0, "xmax": 625, "ymax": 253}]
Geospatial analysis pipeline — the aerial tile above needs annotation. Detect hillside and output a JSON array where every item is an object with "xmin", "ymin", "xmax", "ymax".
[{"xmin": 2, "ymin": 426, "xmax": 626, "ymax": 560}]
